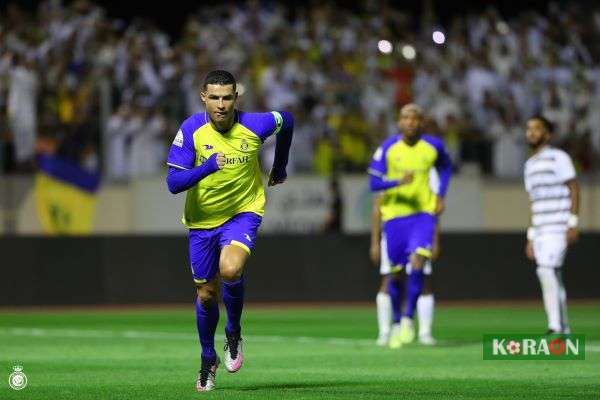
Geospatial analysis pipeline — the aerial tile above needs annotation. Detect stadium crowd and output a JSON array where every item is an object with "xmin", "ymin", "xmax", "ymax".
[{"xmin": 1, "ymin": 0, "xmax": 599, "ymax": 179}]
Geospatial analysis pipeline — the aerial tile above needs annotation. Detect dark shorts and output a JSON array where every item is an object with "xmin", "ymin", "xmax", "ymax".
[
  {"xmin": 188, "ymin": 212, "xmax": 262, "ymax": 284},
  {"xmin": 383, "ymin": 212, "xmax": 436, "ymax": 269}
]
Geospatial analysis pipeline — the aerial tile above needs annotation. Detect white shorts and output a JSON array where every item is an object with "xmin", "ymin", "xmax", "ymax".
[
  {"xmin": 380, "ymin": 234, "xmax": 433, "ymax": 275},
  {"xmin": 533, "ymin": 234, "xmax": 567, "ymax": 268}
]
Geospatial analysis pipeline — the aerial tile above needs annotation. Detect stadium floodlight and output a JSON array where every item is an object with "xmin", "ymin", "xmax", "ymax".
[
  {"xmin": 378, "ymin": 40, "xmax": 393, "ymax": 54},
  {"xmin": 432, "ymin": 31, "xmax": 445, "ymax": 45},
  {"xmin": 401, "ymin": 45, "xmax": 416, "ymax": 60}
]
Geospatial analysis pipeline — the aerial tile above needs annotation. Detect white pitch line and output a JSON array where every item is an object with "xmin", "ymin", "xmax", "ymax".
[
  {"xmin": 1, "ymin": 328, "xmax": 598, "ymax": 352},
  {"xmin": 0, "ymin": 327, "xmax": 374, "ymax": 346}
]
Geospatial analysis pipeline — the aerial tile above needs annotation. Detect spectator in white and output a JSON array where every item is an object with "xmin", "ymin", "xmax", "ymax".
[
  {"xmin": 489, "ymin": 107, "xmax": 525, "ymax": 178},
  {"xmin": 105, "ymin": 103, "xmax": 131, "ymax": 181},
  {"xmin": 7, "ymin": 54, "xmax": 38, "ymax": 166},
  {"xmin": 541, "ymin": 82, "xmax": 572, "ymax": 140},
  {"xmin": 130, "ymin": 105, "xmax": 166, "ymax": 178},
  {"xmin": 430, "ymin": 80, "xmax": 461, "ymax": 131}
]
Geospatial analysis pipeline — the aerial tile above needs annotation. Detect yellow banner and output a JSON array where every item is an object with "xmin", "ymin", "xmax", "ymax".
[{"xmin": 34, "ymin": 173, "xmax": 97, "ymax": 235}]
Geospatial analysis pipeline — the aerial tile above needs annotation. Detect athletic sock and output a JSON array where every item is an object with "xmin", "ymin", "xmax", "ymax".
[
  {"xmin": 376, "ymin": 292, "xmax": 392, "ymax": 337},
  {"xmin": 195, "ymin": 297, "xmax": 219, "ymax": 362},
  {"xmin": 555, "ymin": 268, "xmax": 570, "ymax": 333},
  {"xmin": 536, "ymin": 266, "xmax": 562, "ymax": 332},
  {"xmin": 222, "ymin": 277, "xmax": 245, "ymax": 337},
  {"xmin": 403, "ymin": 269, "xmax": 424, "ymax": 319},
  {"xmin": 417, "ymin": 294, "xmax": 434, "ymax": 337},
  {"xmin": 387, "ymin": 278, "xmax": 404, "ymax": 324}
]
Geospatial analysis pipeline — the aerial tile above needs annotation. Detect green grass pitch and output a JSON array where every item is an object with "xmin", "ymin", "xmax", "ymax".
[{"xmin": 1, "ymin": 302, "xmax": 599, "ymax": 399}]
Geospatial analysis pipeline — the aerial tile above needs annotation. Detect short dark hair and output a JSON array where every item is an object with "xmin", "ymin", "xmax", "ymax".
[
  {"xmin": 529, "ymin": 115, "xmax": 554, "ymax": 133},
  {"xmin": 203, "ymin": 70, "xmax": 236, "ymax": 91}
]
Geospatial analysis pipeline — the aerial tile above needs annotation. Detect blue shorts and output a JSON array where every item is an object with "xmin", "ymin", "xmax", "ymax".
[
  {"xmin": 188, "ymin": 212, "xmax": 262, "ymax": 284},
  {"xmin": 383, "ymin": 212, "xmax": 436, "ymax": 270}
]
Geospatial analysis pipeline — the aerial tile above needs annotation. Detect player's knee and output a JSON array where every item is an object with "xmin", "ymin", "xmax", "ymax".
[
  {"xmin": 379, "ymin": 275, "xmax": 390, "ymax": 292},
  {"xmin": 220, "ymin": 261, "xmax": 242, "ymax": 282},
  {"xmin": 410, "ymin": 254, "xmax": 426, "ymax": 269},
  {"xmin": 422, "ymin": 275, "xmax": 434, "ymax": 294},
  {"xmin": 197, "ymin": 285, "xmax": 217, "ymax": 305},
  {"xmin": 390, "ymin": 270, "xmax": 405, "ymax": 283}
]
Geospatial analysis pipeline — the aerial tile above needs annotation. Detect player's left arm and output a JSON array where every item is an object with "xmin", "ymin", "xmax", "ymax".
[
  {"xmin": 268, "ymin": 111, "xmax": 294, "ymax": 186},
  {"xmin": 566, "ymin": 178, "xmax": 580, "ymax": 244},
  {"xmin": 431, "ymin": 138, "xmax": 453, "ymax": 215}
]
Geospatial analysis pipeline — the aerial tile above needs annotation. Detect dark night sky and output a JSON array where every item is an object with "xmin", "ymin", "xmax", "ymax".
[{"xmin": 1, "ymin": 0, "xmax": 587, "ymax": 39}]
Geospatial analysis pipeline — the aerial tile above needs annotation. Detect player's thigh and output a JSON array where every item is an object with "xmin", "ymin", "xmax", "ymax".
[
  {"xmin": 218, "ymin": 212, "xmax": 262, "ymax": 275},
  {"xmin": 533, "ymin": 235, "xmax": 567, "ymax": 268},
  {"xmin": 383, "ymin": 218, "xmax": 411, "ymax": 268},
  {"xmin": 188, "ymin": 228, "xmax": 221, "ymax": 285}
]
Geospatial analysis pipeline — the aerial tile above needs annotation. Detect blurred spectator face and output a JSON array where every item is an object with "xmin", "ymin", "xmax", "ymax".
[
  {"xmin": 398, "ymin": 108, "xmax": 423, "ymax": 139},
  {"xmin": 526, "ymin": 119, "xmax": 550, "ymax": 149},
  {"xmin": 201, "ymin": 84, "xmax": 238, "ymax": 130}
]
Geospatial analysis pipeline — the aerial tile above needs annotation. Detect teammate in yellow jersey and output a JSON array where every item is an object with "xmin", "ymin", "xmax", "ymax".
[
  {"xmin": 166, "ymin": 70, "xmax": 293, "ymax": 392},
  {"xmin": 368, "ymin": 104, "xmax": 452, "ymax": 348}
]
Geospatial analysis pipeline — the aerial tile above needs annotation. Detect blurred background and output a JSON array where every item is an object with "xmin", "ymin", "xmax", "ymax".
[{"xmin": 0, "ymin": 0, "xmax": 599, "ymax": 305}]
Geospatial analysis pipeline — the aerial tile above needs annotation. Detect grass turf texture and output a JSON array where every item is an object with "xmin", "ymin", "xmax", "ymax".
[{"xmin": 1, "ymin": 303, "xmax": 599, "ymax": 399}]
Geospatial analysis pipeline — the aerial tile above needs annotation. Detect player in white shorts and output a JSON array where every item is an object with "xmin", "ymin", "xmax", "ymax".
[{"xmin": 524, "ymin": 116, "xmax": 580, "ymax": 334}]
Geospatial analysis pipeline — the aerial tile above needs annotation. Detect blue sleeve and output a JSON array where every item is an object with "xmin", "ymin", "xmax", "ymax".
[
  {"xmin": 368, "ymin": 145, "xmax": 387, "ymax": 178},
  {"xmin": 166, "ymin": 117, "xmax": 198, "ymax": 170},
  {"xmin": 369, "ymin": 175, "xmax": 399, "ymax": 192},
  {"xmin": 271, "ymin": 111, "xmax": 293, "ymax": 172},
  {"xmin": 423, "ymin": 135, "xmax": 453, "ymax": 197},
  {"xmin": 239, "ymin": 111, "xmax": 284, "ymax": 142},
  {"xmin": 166, "ymin": 154, "xmax": 220, "ymax": 194}
]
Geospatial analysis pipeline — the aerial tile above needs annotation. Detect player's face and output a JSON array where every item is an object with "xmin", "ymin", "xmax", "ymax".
[
  {"xmin": 526, "ymin": 119, "xmax": 550, "ymax": 149},
  {"xmin": 201, "ymin": 84, "xmax": 238, "ymax": 129},
  {"xmin": 398, "ymin": 111, "xmax": 423, "ymax": 138}
]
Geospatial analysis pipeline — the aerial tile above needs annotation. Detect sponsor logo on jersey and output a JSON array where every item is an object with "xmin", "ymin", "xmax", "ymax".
[{"xmin": 199, "ymin": 155, "xmax": 250, "ymax": 165}]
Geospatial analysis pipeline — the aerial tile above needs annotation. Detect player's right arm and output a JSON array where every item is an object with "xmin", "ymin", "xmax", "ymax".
[
  {"xmin": 165, "ymin": 123, "xmax": 225, "ymax": 194},
  {"xmin": 525, "ymin": 209, "xmax": 535, "ymax": 260},
  {"xmin": 367, "ymin": 143, "xmax": 413, "ymax": 192},
  {"xmin": 524, "ymin": 163, "xmax": 535, "ymax": 260},
  {"xmin": 166, "ymin": 154, "xmax": 225, "ymax": 194},
  {"xmin": 370, "ymin": 195, "xmax": 383, "ymax": 266}
]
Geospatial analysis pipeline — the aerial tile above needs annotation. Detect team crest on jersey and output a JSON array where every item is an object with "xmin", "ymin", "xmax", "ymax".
[
  {"xmin": 203, "ymin": 144, "xmax": 214, "ymax": 150},
  {"xmin": 172, "ymin": 130, "xmax": 184, "ymax": 147},
  {"xmin": 240, "ymin": 139, "xmax": 249, "ymax": 151}
]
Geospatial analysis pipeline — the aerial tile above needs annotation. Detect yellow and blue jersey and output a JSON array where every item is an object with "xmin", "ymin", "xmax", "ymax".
[
  {"xmin": 368, "ymin": 133, "xmax": 452, "ymax": 222},
  {"xmin": 167, "ymin": 111, "xmax": 284, "ymax": 229}
]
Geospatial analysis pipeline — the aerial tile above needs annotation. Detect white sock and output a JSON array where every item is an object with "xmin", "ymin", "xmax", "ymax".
[
  {"xmin": 376, "ymin": 292, "xmax": 392, "ymax": 337},
  {"xmin": 536, "ymin": 267, "xmax": 563, "ymax": 332},
  {"xmin": 556, "ymin": 269, "xmax": 570, "ymax": 333},
  {"xmin": 417, "ymin": 294, "xmax": 434, "ymax": 337}
]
